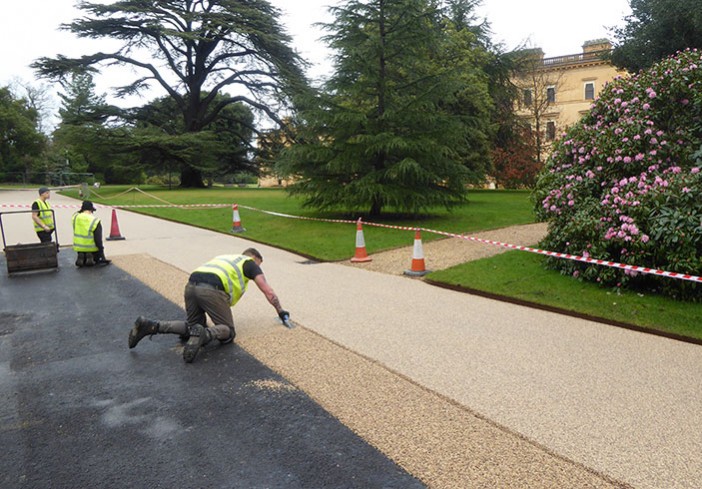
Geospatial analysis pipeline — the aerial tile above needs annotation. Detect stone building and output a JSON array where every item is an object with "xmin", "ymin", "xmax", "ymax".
[{"xmin": 513, "ymin": 39, "xmax": 626, "ymax": 148}]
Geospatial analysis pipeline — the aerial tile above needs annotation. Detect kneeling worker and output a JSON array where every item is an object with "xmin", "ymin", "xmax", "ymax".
[
  {"xmin": 128, "ymin": 248, "xmax": 290, "ymax": 363},
  {"xmin": 72, "ymin": 200, "xmax": 111, "ymax": 267}
]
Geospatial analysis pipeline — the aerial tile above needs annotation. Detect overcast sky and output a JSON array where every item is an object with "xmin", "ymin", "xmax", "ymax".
[{"xmin": 1, "ymin": 0, "xmax": 631, "ymax": 106}]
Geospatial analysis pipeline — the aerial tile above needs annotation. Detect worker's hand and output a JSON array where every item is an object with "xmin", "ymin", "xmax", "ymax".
[{"xmin": 278, "ymin": 310, "xmax": 290, "ymax": 322}]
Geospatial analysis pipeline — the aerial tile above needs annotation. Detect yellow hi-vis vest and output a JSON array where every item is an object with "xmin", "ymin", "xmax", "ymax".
[
  {"xmin": 72, "ymin": 212, "xmax": 100, "ymax": 252},
  {"xmin": 33, "ymin": 199, "xmax": 54, "ymax": 232},
  {"xmin": 193, "ymin": 255, "xmax": 252, "ymax": 306}
]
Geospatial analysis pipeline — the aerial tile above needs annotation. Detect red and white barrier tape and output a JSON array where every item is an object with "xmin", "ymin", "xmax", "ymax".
[
  {"xmin": 3, "ymin": 202, "xmax": 699, "ymax": 283},
  {"xmin": 0, "ymin": 203, "xmax": 230, "ymax": 209},
  {"xmin": 236, "ymin": 205, "xmax": 702, "ymax": 283}
]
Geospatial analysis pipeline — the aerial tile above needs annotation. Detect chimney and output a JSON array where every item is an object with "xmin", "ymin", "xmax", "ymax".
[{"xmin": 582, "ymin": 39, "xmax": 612, "ymax": 54}]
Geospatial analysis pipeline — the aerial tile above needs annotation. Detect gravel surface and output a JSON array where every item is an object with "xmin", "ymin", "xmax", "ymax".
[
  {"xmin": 343, "ymin": 223, "xmax": 548, "ymax": 275},
  {"xmin": 114, "ymin": 252, "xmax": 625, "ymax": 488}
]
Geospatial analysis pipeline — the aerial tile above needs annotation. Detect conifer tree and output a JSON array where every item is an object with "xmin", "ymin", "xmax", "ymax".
[{"xmin": 280, "ymin": 0, "xmax": 492, "ymax": 217}]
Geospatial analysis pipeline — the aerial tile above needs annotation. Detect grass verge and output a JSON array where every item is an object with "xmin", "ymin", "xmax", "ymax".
[{"xmin": 427, "ymin": 251, "xmax": 702, "ymax": 342}]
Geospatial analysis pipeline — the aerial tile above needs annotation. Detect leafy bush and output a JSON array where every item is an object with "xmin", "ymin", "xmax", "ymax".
[
  {"xmin": 492, "ymin": 126, "xmax": 541, "ymax": 188},
  {"xmin": 533, "ymin": 49, "xmax": 702, "ymax": 300},
  {"xmin": 145, "ymin": 173, "xmax": 180, "ymax": 186}
]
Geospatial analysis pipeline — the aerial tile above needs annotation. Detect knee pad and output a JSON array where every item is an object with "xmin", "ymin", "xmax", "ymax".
[{"xmin": 219, "ymin": 330, "xmax": 235, "ymax": 344}]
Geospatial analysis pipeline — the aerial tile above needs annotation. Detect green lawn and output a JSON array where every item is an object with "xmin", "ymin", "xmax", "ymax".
[
  {"xmin": 68, "ymin": 185, "xmax": 535, "ymax": 260},
  {"xmin": 63, "ymin": 185, "xmax": 702, "ymax": 342},
  {"xmin": 427, "ymin": 251, "xmax": 702, "ymax": 342}
]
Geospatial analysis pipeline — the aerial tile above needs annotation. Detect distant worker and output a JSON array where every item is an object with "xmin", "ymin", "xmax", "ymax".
[
  {"xmin": 32, "ymin": 187, "xmax": 54, "ymax": 243},
  {"xmin": 128, "ymin": 248, "xmax": 290, "ymax": 364},
  {"xmin": 72, "ymin": 200, "xmax": 111, "ymax": 267}
]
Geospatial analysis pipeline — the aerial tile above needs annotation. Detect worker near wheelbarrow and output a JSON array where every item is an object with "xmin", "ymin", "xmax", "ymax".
[
  {"xmin": 72, "ymin": 200, "xmax": 111, "ymax": 267},
  {"xmin": 128, "ymin": 248, "xmax": 290, "ymax": 364},
  {"xmin": 31, "ymin": 187, "xmax": 54, "ymax": 243}
]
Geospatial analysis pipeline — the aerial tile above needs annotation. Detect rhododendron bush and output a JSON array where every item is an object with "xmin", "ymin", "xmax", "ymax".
[{"xmin": 533, "ymin": 49, "xmax": 702, "ymax": 299}]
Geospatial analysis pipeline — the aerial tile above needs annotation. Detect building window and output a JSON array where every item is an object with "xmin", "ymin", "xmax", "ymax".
[
  {"xmin": 546, "ymin": 121, "xmax": 556, "ymax": 141},
  {"xmin": 547, "ymin": 86, "xmax": 556, "ymax": 103},
  {"xmin": 523, "ymin": 88, "xmax": 532, "ymax": 107},
  {"xmin": 584, "ymin": 82, "xmax": 595, "ymax": 100}
]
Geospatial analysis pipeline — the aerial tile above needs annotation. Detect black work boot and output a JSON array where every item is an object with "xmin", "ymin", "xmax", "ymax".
[
  {"xmin": 85, "ymin": 253, "xmax": 95, "ymax": 267},
  {"xmin": 183, "ymin": 324, "xmax": 212, "ymax": 363},
  {"xmin": 75, "ymin": 252, "xmax": 85, "ymax": 267},
  {"xmin": 128, "ymin": 316, "xmax": 159, "ymax": 349},
  {"xmin": 95, "ymin": 251, "xmax": 112, "ymax": 266}
]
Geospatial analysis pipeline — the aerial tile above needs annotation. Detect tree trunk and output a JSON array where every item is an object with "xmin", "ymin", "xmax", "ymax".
[
  {"xmin": 180, "ymin": 167, "xmax": 205, "ymax": 188},
  {"xmin": 369, "ymin": 196, "xmax": 383, "ymax": 217}
]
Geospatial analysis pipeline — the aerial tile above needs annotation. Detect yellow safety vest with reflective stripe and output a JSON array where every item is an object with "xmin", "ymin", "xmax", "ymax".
[
  {"xmin": 193, "ymin": 255, "xmax": 252, "ymax": 306},
  {"xmin": 72, "ymin": 212, "xmax": 100, "ymax": 252},
  {"xmin": 33, "ymin": 199, "xmax": 54, "ymax": 232}
]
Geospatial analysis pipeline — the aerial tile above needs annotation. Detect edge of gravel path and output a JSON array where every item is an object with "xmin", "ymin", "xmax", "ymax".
[{"xmin": 113, "ymin": 253, "xmax": 631, "ymax": 489}]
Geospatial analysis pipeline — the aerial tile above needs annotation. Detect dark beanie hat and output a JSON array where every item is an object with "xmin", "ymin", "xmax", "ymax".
[{"xmin": 38, "ymin": 187, "xmax": 50, "ymax": 195}]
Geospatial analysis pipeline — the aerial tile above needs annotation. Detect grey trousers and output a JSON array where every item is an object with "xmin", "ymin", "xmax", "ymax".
[
  {"xmin": 184, "ymin": 282, "xmax": 235, "ymax": 342},
  {"xmin": 158, "ymin": 283, "xmax": 235, "ymax": 343}
]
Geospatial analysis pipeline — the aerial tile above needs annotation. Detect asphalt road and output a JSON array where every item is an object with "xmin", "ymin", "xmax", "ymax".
[{"xmin": 0, "ymin": 250, "xmax": 423, "ymax": 489}]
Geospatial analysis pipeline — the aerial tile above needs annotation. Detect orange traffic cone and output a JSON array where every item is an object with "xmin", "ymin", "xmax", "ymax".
[
  {"xmin": 230, "ymin": 203, "xmax": 246, "ymax": 233},
  {"xmin": 350, "ymin": 218, "xmax": 372, "ymax": 263},
  {"xmin": 404, "ymin": 229, "xmax": 429, "ymax": 276},
  {"xmin": 106, "ymin": 208, "xmax": 126, "ymax": 241}
]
